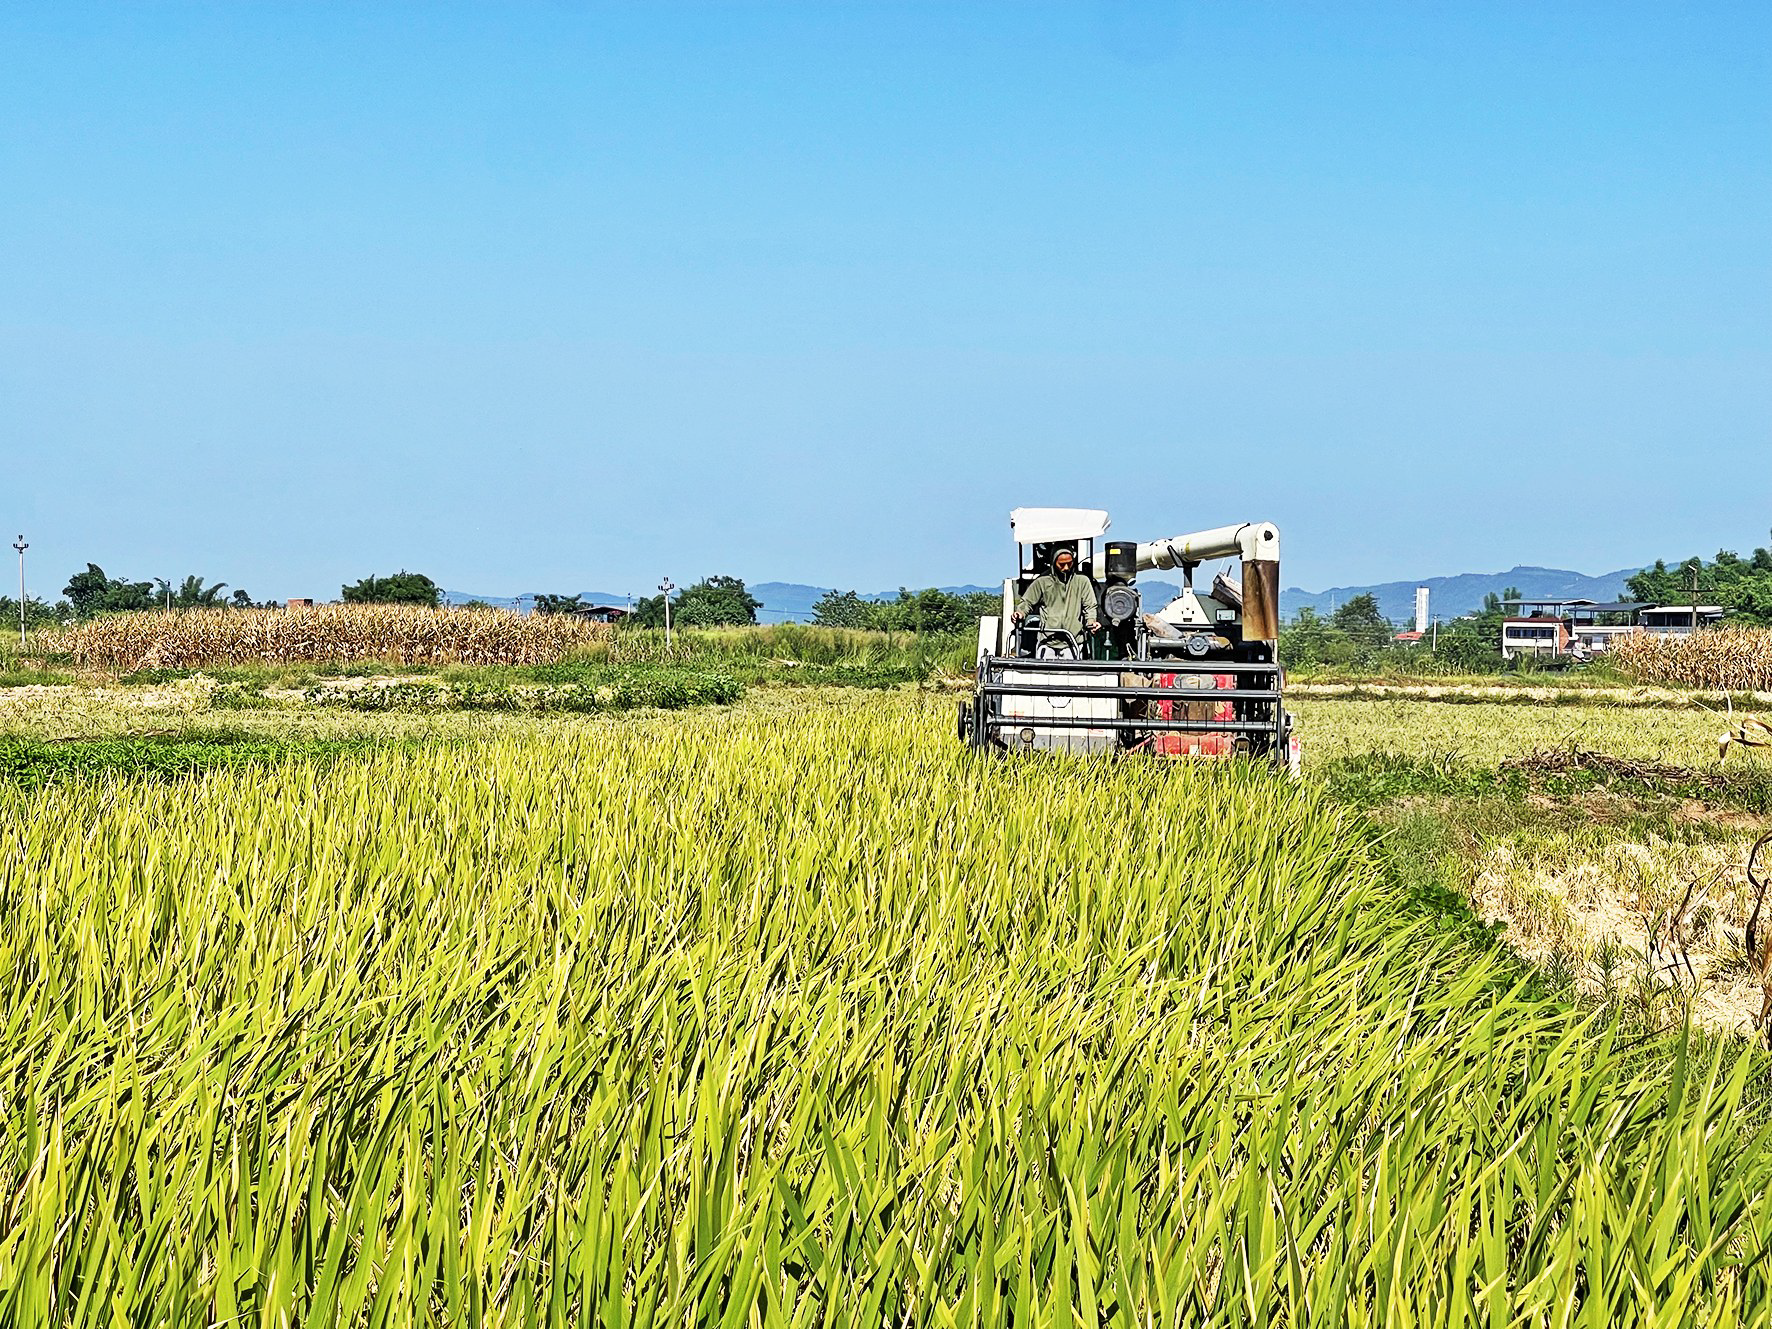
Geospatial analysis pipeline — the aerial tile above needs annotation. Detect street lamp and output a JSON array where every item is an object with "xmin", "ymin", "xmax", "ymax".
[
  {"xmin": 11, "ymin": 536, "xmax": 25, "ymax": 648},
  {"xmin": 659, "ymin": 576, "xmax": 675, "ymax": 651}
]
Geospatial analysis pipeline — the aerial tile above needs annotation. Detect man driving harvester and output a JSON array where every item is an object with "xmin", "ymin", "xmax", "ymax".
[{"xmin": 1010, "ymin": 545, "xmax": 1101, "ymax": 657}]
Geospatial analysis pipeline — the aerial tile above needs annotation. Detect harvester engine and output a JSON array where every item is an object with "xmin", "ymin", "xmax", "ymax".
[{"xmin": 957, "ymin": 507, "xmax": 1298, "ymax": 768}]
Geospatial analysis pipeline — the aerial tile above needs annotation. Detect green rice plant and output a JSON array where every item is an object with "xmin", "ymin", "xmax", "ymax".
[
  {"xmin": 1, "ymin": 704, "xmax": 1772, "ymax": 1323},
  {"xmin": 298, "ymin": 667, "xmax": 745, "ymax": 714},
  {"xmin": 0, "ymin": 664, "xmax": 73, "ymax": 687},
  {"xmin": 0, "ymin": 729, "xmax": 394, "ymax": 789}
]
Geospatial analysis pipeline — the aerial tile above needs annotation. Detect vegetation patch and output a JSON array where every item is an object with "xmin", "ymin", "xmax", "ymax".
[
  {"xmin": 595, "ymin": 622, "xmax": 973, "ymax": 677},
  {"xmin": 300, "ymin": 665, "xmax": 744, "ymax": 713},
  {"xmin": 0, "ymin": 728, "xmax": 394, "ymax": 790},
  {"xmin": 763, "ymin": 660, "xmax": 931, "ymax": 688},
  {"xmin": 0, "ymin": 666, "xmax": 74, "ymax": 688},
  {"xmin": 1502, "ymin": 745, "xmax": 1772, "ymax": 805}
]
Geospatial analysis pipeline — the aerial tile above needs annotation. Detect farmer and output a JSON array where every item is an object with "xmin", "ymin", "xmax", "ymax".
[{"xmin": 1010, "ymin": 546, "xmax": 1101, "ymax": 656}]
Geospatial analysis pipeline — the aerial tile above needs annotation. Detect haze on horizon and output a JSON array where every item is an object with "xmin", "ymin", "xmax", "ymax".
[{"xmin": 5, "ymin": 2, "xmax": 1768, "ymax": 603}]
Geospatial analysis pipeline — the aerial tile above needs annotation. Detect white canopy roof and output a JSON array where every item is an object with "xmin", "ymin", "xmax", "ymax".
[{"xmin": 1009, "ymin": 507, "xmax": 1111, "ymax": 544}]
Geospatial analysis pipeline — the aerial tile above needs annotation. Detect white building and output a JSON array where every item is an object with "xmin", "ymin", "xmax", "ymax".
[
  {"xmin": 1499, "ymin": 598, "xmax": 1728, "ymax": 660},
  {"xmin": 1639, "ymin": 605, "xmax": 1726, "ymax": 636}
]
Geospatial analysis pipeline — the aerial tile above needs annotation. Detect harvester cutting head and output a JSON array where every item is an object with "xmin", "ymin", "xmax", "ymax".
[{"xmin": 957, "ymin": 508, "xmax": 1297, "ymax": 769}]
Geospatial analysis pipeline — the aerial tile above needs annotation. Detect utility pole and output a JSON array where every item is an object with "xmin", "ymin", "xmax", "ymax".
[
  {"xmin": 11, "ymin": 536, "xmax": 26, "ymax": 648},
  {"xmin": 659, "ymin": 576, "xmax": 675, "ymax": 651},
  {"xmin": 1690, "ymin": 563, "xmax": 1701, "ymax": 636},
  {"xmin": 1431, "ymin": 615, "xmax": 1439, "ymax": 653}
]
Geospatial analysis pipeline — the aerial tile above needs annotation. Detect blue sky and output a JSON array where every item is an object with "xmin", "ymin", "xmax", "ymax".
[{"xmin": 4, "ymin": 2, "xmax": 1768, "ymax": 602}]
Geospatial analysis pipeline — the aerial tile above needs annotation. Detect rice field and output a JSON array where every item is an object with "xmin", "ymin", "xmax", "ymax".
[
  {"xmin": 4, "ymin": 690, "xmax": 1772, "ymax": 1323},
  {"xmin": 1290, "ymin": 695, "xmax": 1761, "ymax": 767}
]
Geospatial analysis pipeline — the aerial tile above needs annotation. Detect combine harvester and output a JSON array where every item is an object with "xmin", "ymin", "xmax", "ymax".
[{"xmin": 958, "ymin": 507, "xmax": 1299, "ymax": 769}]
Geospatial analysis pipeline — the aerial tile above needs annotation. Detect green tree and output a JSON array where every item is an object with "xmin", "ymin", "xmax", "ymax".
[
  {"xmin": 627, "ymin": 593, "xmax": 667, "ymax": 628},
  {"xmin": 1329, "ymin": 592, "xmax": 1387, "ymax": 634},
  {"xmin": 533, "ymin": 594, "xmax": 583, "ymax": 615},
  {"xmin": 1329, "ymin": 593, "xmax": 1391, "ymax": 650},
  {"xmin": 1279, "ymin": 606, "xmax": 1332, "ymax": 667},
  {"xmin": 811, "ymin": 589, "xmax": 868, "ymax": 628},
  {"xmin": 341, "ymin": 571, "xmax": 442, "ymax": 607},
  {"xmin": 63, "ymin": 564, "xmax": 154, "ymax": 617},
  {"xmin": 673, "ymin": 576, "xmax": 762, "ymax": 627},
  {"xmin": 0, "ymin": 596, "xmax": 68, "ymax": 630},
  {"xmin": 1432, "ymin": 618, "xmax": 1505, "ymax": 671},
  {"xmin": 865, "ymin": 588, "xmax": 998, "ymax": 634},
  {"xmin": 1626, "ymin": 539, "xmax": 1772, "ymax": 624},
  {"xmin": 1468, "ymin": 584, "xmax": 1521, "ymax": 639}
]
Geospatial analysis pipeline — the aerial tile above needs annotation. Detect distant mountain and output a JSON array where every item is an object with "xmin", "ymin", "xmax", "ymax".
[
  {"xmin": 450, "ymin": 569, "xmax": 1641, "ymax": 627},
  {"xmin": 442, "ymin": 590, "xmax": 633, "ymax": 610},
  {"xmin": 750, "ymin": 581, "xmax": 1185, "ymax": 620},
  {"xmin": 444, "ymin": 580, "xmax": 1184, "ymax": 621},
  {"xmin": 1281, "ymin": 566, "xmax": 1644, "ymax": 626}
]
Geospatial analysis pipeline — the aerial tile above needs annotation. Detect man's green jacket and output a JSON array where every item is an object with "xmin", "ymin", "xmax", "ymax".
[{"xmin": 1015, "ymin": 572, "xmax": 1099, "ymax": 640}]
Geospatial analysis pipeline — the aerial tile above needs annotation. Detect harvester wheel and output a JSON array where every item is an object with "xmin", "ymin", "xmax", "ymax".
[{"xmin": 956, "ymin": 699, "xmax": 975, "ymax": 744}]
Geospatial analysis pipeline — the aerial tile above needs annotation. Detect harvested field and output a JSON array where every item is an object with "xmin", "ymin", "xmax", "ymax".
[{"xmin": 1465, "ymin": 829, "xmax": 1772, "ymax": 1038}]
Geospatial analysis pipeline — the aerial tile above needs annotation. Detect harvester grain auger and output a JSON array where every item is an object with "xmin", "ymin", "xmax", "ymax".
[{"xmin": 957, "ymin": 507, "xmax": 1299, "ymax": 769}]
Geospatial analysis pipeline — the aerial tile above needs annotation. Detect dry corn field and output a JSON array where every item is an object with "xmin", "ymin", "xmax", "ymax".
[
  {"xmin": 4, "ymin": 697, "xmax": 1772, "ymax": 1324},
  {"xmin": 1613, "ymin": 627, "xmax": 1772, "ymax": 692},
  {"xmin": 53, "ymin": 604, "xmax": 613, "ymax": 669}
]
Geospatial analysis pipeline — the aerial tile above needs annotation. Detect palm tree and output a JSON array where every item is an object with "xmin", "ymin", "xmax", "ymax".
[
  {"xmin": 154, "ymin": 575, "xmax": 230, "ymax": 609},
  {"xmin": 176, "ymin": 575, "xmax": 228, "ymax": 607}
]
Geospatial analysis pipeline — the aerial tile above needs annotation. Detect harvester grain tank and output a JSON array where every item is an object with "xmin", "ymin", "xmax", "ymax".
[{"xmin": 958, "ymin": 507, "xmax": 1298, "ymax": 767}]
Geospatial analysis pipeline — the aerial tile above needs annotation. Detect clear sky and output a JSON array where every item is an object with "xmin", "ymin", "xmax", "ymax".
[{"xmin": 5, "ymin": 2, "xmax": 1768, "ymax": 602}]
